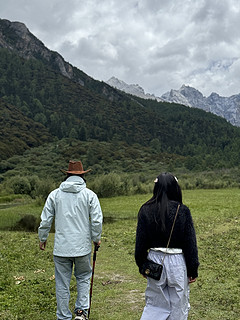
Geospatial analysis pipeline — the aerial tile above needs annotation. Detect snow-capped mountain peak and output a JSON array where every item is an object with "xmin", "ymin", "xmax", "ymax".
[
  {"xmin": 106, "ymin": 76, "xmax": 240, "ymax": 127},
  {"xmin": 106, "ymin": 77, "xmax": 162, "ymax": 101}
]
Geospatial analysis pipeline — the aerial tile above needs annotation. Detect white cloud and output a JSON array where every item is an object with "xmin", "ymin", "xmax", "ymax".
[{"xmin": 1, "ymin": 0, "xmax": 240, "ymax": 97}]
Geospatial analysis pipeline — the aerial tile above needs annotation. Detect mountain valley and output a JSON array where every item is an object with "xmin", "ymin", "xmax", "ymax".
[{"xmin": 0, "ymin": 18, "xmax": 240, "ymax": 185}]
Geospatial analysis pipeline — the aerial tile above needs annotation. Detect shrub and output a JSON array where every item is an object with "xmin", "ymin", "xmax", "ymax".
[
  {"xmin": 88, "ymin": 173, "xmax": 154, "ymax": 197},
  {"xmin": 89, "ymin": 173, "xmax": 131, "ymax": 198},
  {"xmin": 7, "ymin": 176, "xmax": 31, "ymax": 195},
  {"xmin": 12, "ymin": 214, "xmax": 38, "ymax": 232},
  {"xmin": 27, "ymin": 175, "xmax": 41, "ymax": 197},
  {"xmin": 133, "ymin": 182, "xmax": 153, "ymax": 194},
  {"xmin": 2, "ymin": 175, "xmax": 56, "ymax": 200},
  {"xmin": 34, "ymin": 179, "xmax": 56, "ymax": 201}
]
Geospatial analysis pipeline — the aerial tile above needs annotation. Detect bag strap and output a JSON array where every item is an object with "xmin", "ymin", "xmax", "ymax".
[{"xmin": 161, "ymin": 203, "xmax": 180, "ymax": 264}]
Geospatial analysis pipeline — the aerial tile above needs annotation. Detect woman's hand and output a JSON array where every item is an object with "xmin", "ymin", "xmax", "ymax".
[{"xmin": 188, "ymin": 277, "xmax": 197, "ymax": 284}]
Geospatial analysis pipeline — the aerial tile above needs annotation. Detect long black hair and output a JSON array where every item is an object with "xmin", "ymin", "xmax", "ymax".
[{"xmin": 145, "ymin": 172, "xmax": 182, "ymax": 231}]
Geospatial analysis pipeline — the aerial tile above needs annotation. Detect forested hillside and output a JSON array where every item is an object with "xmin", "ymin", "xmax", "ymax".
[
  {"xmin": 1, "ymin": 47, "xmax": 240, "ymax": 175},
  {"xmin": 0, "ymin": 98, "xmax": 52, "ymax": 159},
  {"xmin": 0, "ymin": 49, "xmax": 179, "ymax": 152},
  {"xmin": 133, "ymin": 97, "xmax": 240, "ymax": 170}
]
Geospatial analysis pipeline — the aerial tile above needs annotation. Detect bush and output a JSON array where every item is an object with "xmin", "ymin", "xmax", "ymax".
[
  {"xmin": 27, "ymin": 175, "xmax": 40, "ymax": 197},
  {"xmin": 2, "ymin": 175, "xmax": 56, "ymax": 200},
  {"xmin": 12, "ymin": 214, "xmax": 39, "ymax": 232},
  {"xmin": 6, "ymin": 176, "xmax": 31, "ymax": 195},
  {"xmin": 88, "ymin": 172, "xmax": 154, "ymax": 197},
  {"xmin": 33, "ymin": 179, "xmax": 56, "ymax": 201},
  {"xmin": 89, "ymin": 173, "xmax": 129, "ymax": 198},
  {"xmin": 133, "ymin": 182, "xmax": 153, "ymax": 194}
]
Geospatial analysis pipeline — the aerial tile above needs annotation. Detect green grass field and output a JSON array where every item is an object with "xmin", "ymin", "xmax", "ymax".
[{"xmin": 0, "ymin": 189, "xmax": 239, "ymax": 319}]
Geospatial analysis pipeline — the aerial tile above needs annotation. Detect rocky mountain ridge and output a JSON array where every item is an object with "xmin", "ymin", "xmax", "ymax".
[
  {"xmin": 0, "ymin": 18, "xmax": 85, "ymax": 85},
  {"xmin": 107, "ymin": 77, "xmax": 240, "ymax": 127},
  {"xmin": 107, "ymin": 76, "xmax": 161, "ymax": 101},
  {"xmin": 162, "ymin": 85, "xmax": 240, "ymax": 127},
  {"xmin": 0, "ymin": 18, "xmax": 123, "ymax": 99}
]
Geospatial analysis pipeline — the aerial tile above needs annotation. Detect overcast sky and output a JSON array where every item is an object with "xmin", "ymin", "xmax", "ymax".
[{"xmin": 1, "ymin": 0, "xmax": 240, "ymax": 97}]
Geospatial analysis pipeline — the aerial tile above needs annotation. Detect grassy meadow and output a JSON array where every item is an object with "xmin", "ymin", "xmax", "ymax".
[{"xmin": 0, "ymin": 189, "xmax": 240, "ymax": 320}]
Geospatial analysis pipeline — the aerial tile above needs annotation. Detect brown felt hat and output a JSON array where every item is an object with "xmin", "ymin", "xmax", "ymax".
[{"xmin": 61, "ymin": 160, "xmax": 91, "ymax": 175}]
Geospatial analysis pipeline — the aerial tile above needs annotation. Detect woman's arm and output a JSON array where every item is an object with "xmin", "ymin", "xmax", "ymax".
[
  {"xmin": 135, "ymin": 207, "xmax": 149, "ymax": 271},
  {"xmin": 183, "ymin": 207, "xmax": 200, "ymax": 278}
]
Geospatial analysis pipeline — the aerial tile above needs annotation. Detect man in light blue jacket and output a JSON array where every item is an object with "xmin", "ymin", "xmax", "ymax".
[{"xmin": 38, "ymin": 160, "xmax": 103, "ymax": 320}]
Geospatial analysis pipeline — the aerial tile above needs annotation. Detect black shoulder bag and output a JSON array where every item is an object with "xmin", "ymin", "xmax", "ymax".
[{"xmin": 140, "ymin": 204, "xmax": 180, "ymax": 280}]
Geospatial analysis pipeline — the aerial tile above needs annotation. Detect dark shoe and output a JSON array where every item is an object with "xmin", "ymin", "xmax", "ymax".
[{"xmin": 75, "ymin": 310, "xmax": 88, "ymax": 320}]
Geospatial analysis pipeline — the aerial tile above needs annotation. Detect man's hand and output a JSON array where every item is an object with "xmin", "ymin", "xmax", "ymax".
[
  {"xmin": 94, "ymin": 240, "xmax": 101, "ymax": 247},
  {"xmin": 39, "ymin": 241, "xmax": 47, "ymax": 251}
]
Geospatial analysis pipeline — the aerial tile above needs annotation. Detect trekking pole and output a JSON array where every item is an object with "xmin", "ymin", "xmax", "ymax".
[{"xmin": 88, "ymin": 243, "xmax": 100, "ymax": 318}]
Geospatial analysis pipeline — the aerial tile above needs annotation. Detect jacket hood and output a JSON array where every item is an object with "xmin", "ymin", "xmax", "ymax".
[{"xmin": 59, "ymin": 176, "xmax": 86, "ymax": 193}]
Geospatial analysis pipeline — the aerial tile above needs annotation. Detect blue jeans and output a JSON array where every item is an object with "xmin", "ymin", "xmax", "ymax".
[{"xmin": 54, "ymin": 254, "xmax": 92, "ymax": 320}]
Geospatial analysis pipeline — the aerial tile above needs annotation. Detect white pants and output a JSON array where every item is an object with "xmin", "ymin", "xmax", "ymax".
[{"xmin": 141, "ymin": 250, "xmax": 189, "ymax": 320}]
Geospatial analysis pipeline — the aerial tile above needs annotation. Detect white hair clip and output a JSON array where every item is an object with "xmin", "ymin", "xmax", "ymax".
[
  {"xmin": 174, "ymin": 176, "xmax": 178, "ymax": 182},
  {"xmin": 154, "ymin": 178, "xmax": 158, "ymax": 183}
]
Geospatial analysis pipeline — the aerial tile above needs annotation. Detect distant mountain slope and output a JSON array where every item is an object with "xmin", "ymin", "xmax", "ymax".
[{"xmin": 107, "ymin": 77, "xmax": 240, "ymax": 127}]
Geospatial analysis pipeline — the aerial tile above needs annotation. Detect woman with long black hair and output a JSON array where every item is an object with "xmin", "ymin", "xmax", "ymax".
[{"xmin": 135, "ymin": 173, "xmax": 199, "ymax": 320}]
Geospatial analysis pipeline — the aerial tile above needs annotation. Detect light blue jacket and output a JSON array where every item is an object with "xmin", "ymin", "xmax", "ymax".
[{"xmin": 38, "ymin": 176, "xmax": 103, "ymax": 257}]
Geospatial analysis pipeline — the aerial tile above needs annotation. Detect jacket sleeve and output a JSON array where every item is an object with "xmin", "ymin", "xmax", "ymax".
[
  {"xmin": 38, "ymin": 191, "xmax": 56, "ymax": 242},
  {"xmin": 183, "ymin": 207, "xmax": 199, "ymax": 278},
  {"xmin": 89, "ymin": 193, "xmax": 103, "ymax": 243},
  {"xmin": 135, "ymin": 206, "xmax": 149, "ymax": 272}
]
